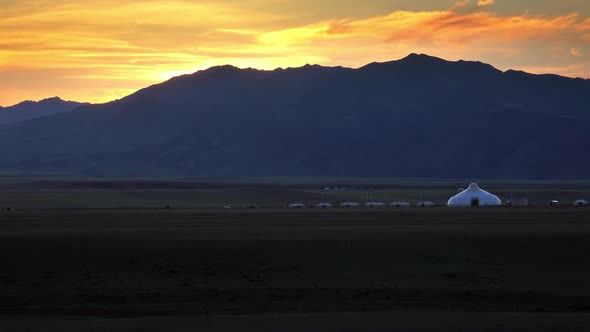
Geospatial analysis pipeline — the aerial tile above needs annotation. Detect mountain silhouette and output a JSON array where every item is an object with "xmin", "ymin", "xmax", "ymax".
[
  {"xmin": 0, "ymin": 97, "xmax": 86, "ymax": 125},
  {"xmin": 0, "ymin": 54, "xmax": 589, "ymax": 178}
]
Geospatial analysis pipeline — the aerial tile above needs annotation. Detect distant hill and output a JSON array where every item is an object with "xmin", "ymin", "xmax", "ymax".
[
  {"xmin": 0, "ymin": 97, "xmax": 86, "ymax": 125},
  {"xmin": 0, "ymin": 54, "xmax": 589, "ymax": 178}
]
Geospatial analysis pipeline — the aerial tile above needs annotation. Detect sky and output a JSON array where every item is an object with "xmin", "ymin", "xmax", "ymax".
[{"xmin": 1, "ymin": 0, "xmax": 589, "ymax": 106}]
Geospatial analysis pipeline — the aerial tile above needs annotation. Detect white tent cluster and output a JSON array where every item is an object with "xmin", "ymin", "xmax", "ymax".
[
  {"xmin": 416, "ymin": 201, "xmax": 435, "ymax": 207},
  {"xmin": 447, "ymin": 183, "xmax": 501, "ymax": 207},
  {"xmin": 287, "ymin": 183, "xmax": 589, "ymax": 210},
  {"xmin": 296, "ymin": 200, "xmax": 429, "ymax": 208}
]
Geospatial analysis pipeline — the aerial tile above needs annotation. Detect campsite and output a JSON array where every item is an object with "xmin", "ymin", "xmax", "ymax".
[{"xmin": 1, "ymin": 178, "xmax": 590, "ymax": 331}]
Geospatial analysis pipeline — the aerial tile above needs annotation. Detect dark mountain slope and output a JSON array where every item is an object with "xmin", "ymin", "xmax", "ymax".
[
  {"xmin": 0, "ymin": 97, "xmax": 86, "ymax": 125},
  {"xmin": 0, "ymin": 54, "xmax": 588, "ymax": 178}
]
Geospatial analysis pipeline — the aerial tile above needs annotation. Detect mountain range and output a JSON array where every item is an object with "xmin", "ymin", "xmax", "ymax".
[
  {"xmin": 0, "ymin": 97, "xmax": 85, "ymax": 125},
  {"xmin": 1, "ymin": 54, "xmax": 589, "ymax": 178}
]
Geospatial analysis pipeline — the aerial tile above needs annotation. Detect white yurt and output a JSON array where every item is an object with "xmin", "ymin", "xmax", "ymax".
[
  {"xmin": 315, "ymin": 202, "xmax": 333, "ymax": 208},
  {"xmin": 447, "ymin": 183, "xmax": 501, "ymax": 207},
  {"xmin": 417, "ymin": 201, "xmax": 434, "ymax": 208},
  {"xmin": 340, "ymin": 201, "xmax": 360, "ymax": 208},
  {"xmin": 391, "ymin": 201, "xmax": 411, "ymax": 208},
  {"xmin": 288, "ymin": 203, "xmax": 306, "ymax": 208},
  {"xmin": 574, "ymin": 199, "xmax": 588, "ymax": 207},
  {"xmin": 365, "ymin": 201, "xmax": 385, "ymax": 208}
]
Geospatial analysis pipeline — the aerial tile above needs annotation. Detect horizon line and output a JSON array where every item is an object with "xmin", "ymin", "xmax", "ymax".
[{"xmin": 2, "ymin": 53, "xmax": 588, "ymax": 108}]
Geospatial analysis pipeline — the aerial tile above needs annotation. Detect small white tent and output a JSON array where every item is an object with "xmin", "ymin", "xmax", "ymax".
[
  {"xmin": 289, "ymin": 203, "xmax": 306, "ymax": 208},
  {"xmin": 447, "ymin": 183, "xmax": 501, "ymax": 207},
  {"xmin": 340, "ymin": 201, "xmax": 360, "ymax": 208},
  {"xmin": 315, "ymin": 202, "xmax": 333, "ymax": 208},
  {"xmin": 391, "ymin": 201, "xmax": 411, "ymax": 208},
  {"xmin": 365, "ymin": 202, "xmax": 385, "ymax": 208},
  {"xmin": 417, "ymin": 201, "xmax": 434, "ymax": 207}
]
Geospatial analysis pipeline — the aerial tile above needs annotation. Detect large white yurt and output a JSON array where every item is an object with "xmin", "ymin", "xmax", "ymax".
[{"xmin": 447, "ymin": 183, "xmax": 501, "ymax": 207}]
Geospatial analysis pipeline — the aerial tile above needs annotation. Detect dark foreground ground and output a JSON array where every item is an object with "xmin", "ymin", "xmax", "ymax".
[{"xmin": 2, "ymin": 208, "xmax": 590, "ymax": 331}]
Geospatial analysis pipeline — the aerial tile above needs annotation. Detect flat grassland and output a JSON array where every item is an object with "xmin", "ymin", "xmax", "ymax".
[{"xmin": 2, "ymin": 208, "xmax": 590, "ymax": 331}]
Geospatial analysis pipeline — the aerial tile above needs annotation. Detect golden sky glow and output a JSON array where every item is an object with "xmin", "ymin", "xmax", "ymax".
[{"xmin": 1, "ymin": 0, "xmax": 589, "ymax": 106}]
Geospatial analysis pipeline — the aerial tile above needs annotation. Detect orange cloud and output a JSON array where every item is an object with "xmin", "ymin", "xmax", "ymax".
[
  {"xmin": 298, "ymin": 11, "xmax": 584, "ymax": 46},
  {"xmin": 451, "ymin": 0, "xmax": 471, "ymax": 11},
  {"xmin": 477, "ymin": 0, "xmax": 495, "ymax": 7},
  {"xmin": 570, "ymin": 47, "xmax": 583, "ymax": 56}
]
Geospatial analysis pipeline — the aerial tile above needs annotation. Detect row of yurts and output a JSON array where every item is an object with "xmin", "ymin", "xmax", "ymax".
[
  {"xmin": 293, "ymin": 184, "xmax": 589, "ymax": 208},
  {"xmin": 449, "ymin": 183, "xmax": 588, "ymax": 207}
]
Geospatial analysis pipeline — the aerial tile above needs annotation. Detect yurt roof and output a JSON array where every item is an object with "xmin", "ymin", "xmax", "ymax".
[{"xmin": 447, "ymin": 183, "xmax": 501, "ymax": 207}]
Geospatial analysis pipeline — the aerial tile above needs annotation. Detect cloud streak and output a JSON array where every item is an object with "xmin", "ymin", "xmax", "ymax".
[{"xmin": 477, "ymin": 0, "xmax": 495, "ymax": 7}]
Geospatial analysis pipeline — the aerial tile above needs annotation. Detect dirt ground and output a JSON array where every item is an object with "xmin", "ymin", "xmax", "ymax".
[{"xmin": 1, "ymin": 208, "xmax": 590, "ymax": 331}]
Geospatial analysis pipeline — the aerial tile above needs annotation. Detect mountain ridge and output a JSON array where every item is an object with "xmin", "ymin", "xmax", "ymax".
[
  {"xmin": 0, "ymin": 54, "xmax": 589, "ymax": 178},
  {"xmin": 115, "ymin": 54, "xmax": 586, "ymax": 104},
  {"xmin": 0, "ymin": 97, "xmax": 86, "ymax": 125},
  {"xmin": 5, "ymin": 53, "xmax": 588, "ymax": 108}
]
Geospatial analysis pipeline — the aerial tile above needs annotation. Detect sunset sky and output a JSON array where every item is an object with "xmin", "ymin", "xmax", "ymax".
[{"xmin": 1, "ymin": 0, "xmax": 589, "ymax": 106}]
